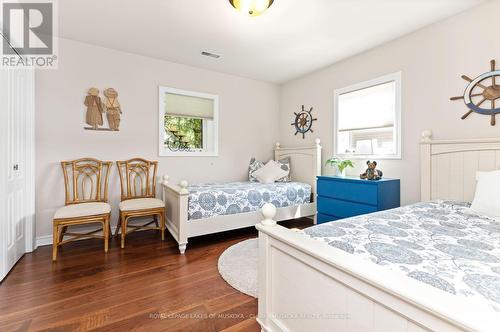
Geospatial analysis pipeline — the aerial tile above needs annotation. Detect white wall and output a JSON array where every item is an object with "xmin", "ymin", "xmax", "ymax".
[
  {"xmin": 35, "ymin": 38, "xmax": 279, "ymax": 239},
  {"xmin": 278, "ymin": 0, "xmax": 500, "ymax": 205}
]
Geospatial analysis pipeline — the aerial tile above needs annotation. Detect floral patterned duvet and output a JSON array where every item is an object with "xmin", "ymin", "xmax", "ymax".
[
  {"xmin": 303, "ymin": 200, "xmax": 500, "ymax": 312},
  {"xmin": 187, "ymin": 181, "xmax": 311, "ymax": 221}
]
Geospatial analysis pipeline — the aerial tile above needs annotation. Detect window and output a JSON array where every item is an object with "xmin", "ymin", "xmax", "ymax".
[
  {"xmin": 158, "ymin": 87, "xmax": 218, "ymax": 156},
  {"xmin": 334, "ymin": 72, "xmax": 401, "ymax": 159}
]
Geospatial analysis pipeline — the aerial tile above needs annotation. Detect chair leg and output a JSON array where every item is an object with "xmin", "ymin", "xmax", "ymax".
[
  {"xmin": 154, "ymin": 215, "xmax": 159, "ymax": 227},
  {"xmin": 59, "ymin": 226, "xmax": 67, "ymax": 243},
  {"xmin": 120, "ymin": 215, "xmax": 127, "ymax": 249},
  {"xmin": 160, "ymin": 212, "xmax": 165, "ymax": 241},
  {"xmin": 103, "ymin": 217, "xmax": 109, "ymax": 253},
  {"xmin": 52, "ymin": 223, "xmax": 59, "ymax": 261}
]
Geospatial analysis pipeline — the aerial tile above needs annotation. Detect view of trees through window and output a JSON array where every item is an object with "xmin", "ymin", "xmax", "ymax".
[{"xmin": 164, "ymin": 115, "xmax": 203, "ymax": 149}]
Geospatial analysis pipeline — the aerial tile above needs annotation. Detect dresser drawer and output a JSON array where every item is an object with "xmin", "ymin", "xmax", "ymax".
[
  {"xmin": 317, "ymin": 179, "xmax": 377, "ymax": 205},
  {"xmin": 317, "ymin": 196, "xmax": 377, "ymax": 218},
  {"xmin": 317, "ymin": 213, "xmax": 340, "ymax": 224}
]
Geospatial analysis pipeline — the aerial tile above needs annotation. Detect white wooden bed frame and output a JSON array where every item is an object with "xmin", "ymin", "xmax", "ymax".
[
  {"xmin": 161, "ymin": 139, "xmax": 322, "ymax": 254},
  {"xmin": 256, "ymin": 131, "xmax": 500, "ymax": 332}
]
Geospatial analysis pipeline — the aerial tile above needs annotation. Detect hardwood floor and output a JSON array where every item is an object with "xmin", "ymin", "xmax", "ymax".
[{"xmin": 0, "ymin": 218, "xmax": 313, "ymax": 332}]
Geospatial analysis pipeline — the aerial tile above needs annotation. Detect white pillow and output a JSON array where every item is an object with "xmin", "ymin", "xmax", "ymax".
[
  {"xmin": 252, "ymin": 160, "xmax": 288, "ymax": 184},
  {"xmin": 470, "ymin": 170, "xmax": 500, "ymax": 218}
]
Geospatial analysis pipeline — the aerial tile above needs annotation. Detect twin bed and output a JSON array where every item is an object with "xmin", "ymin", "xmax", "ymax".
[
  {"xmin": 161, "ymin": 139, "xmax": 321, "ymax": 254},
  {"xmin": 257, "ymin": 131, "xmax": 500, "ymax": 332}
]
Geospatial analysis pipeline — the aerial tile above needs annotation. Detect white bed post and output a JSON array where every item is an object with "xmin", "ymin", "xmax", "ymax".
[
  {"xmin": 314, "ymin": 138, "xmax": 322, "ymax": 179},
  {"xmin": 257, "ymin": 203, "xmax": 277, "ymax": 330},
  {"xmin": 177, "ymin": 180, "xmax": 189, "ymax": 254},
  {"xmin": 162, "ymin": 176, "xmax": 189, "ymax": 254},
  {"xmin": 313, "ymin": 138, "xmax": 321, "ymax": 225},
  {"xmin": 161, "ymin": 175, "xmax": 169, "ymax": 201},
  {"xmin": 420, "ymin": 130, "xmax": 433, "ymax": 201}
]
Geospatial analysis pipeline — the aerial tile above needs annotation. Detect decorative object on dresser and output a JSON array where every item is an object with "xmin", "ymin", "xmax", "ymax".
[
  {"xmin": 115, "ymin": 158, "xmax": 165, "ymax": 248},
  {"xmin": 316, "ymin": 175, "xmax": 400, "ymax": 224},
  {"xmin": 291, "ymin": 105, "xmax": 317, "ymax": 139},
  {"xmin": 450, "ymin": 59, "xmax": 500, "ymax": 126},
  {"xmin": 325, "ymin": 157, "xmax": 354, "ymax": 177},
  {"xmin": 360, "ymin": 160, "xmax": 383, "ymax": 180},
  {"xmin": 162, "ymin": 139, "xmax": 322, "ymax": 254},
  {"xmin": 84, "ymin": 87, "xmax": 104, "ymax": 130},
  {"xmin": 52, "ymin": 158, "xmax": 112, "ymax": 261},
  {"xmin": 103, "ymin": 88, "xmax": 122, "ymax": 131}
]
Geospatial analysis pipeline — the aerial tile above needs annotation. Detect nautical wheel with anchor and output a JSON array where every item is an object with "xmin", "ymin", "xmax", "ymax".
[
  {"xmin": 291, "ymin": 105, "xmax": 317, "ymax": 139},
  {"xmin": 450, "ymin": 59, "xmax": 500, "ymax": 126}
]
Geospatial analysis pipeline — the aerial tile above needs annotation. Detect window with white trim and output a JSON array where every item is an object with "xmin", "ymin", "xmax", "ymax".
[
  {"xmin": 334, "ymin": 72, "xmax": 401, "ymax": 159},
  {"xmin": 158, "ymin": 86, "xmax": 218, "ymax": 157}
]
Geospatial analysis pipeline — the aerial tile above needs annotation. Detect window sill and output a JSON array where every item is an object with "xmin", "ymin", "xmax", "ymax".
[
  {"xmin": 334, "ymin": 154, "xmax": 402, "ymax": 160},
  {"xmin": 159, "ymin": 147, "xmax": 218, "ymax": 157}
]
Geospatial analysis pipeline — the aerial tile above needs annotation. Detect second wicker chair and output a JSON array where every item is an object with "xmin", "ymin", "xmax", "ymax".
[{"xmin": 115, "ymin": 158, "xmax": 165, "ymax": 248}]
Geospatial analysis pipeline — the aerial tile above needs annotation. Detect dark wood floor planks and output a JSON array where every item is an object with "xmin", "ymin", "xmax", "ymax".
[{"xmin": 0, "ymin": 218, "xmax": 312, "ymax": 331}]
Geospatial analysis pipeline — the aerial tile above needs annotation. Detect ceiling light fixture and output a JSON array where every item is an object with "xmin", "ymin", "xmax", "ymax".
[{"xmin": 228, "ymin": 0, "xmax": 274, "ymax": 17}]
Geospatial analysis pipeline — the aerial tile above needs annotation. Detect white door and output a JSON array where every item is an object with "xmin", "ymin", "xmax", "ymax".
[{"xmin": 0, "ymin": 67, "xmax": 35, "ymax": 281}]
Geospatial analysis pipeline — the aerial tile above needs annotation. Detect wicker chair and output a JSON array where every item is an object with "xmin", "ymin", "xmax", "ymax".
[
  {"xmin": 52, "ymin": 158, "xmax": 112, "ymax": 261},
  {"xmin": 115, "ymin": 158, "xmax": 165, "ymax": 248}
]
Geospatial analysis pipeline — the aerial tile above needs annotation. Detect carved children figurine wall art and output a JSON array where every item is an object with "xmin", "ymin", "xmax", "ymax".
[
  {"xmin": 84, "ymin": 87, "xmax": 104, "ymax": 130},
  {"xmin": 103, "ymin": 88, "xmax": 122, "ymax": 131}
]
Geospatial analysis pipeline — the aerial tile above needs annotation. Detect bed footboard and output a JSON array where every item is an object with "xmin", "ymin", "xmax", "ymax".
[
  {"xmin": 256, "ymin": 204, "xmax": 496, "ymax": 332},
  {"xmin": 162, "ymin": 176, "xmax": 189, "ymax": 254}
]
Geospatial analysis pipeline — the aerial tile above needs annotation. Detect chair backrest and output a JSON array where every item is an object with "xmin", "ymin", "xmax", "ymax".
[
  {"xmin": 61, "ymin": 158, "xmax": 112, "ymax": 205},
  {"xmin": 116, "ymin": 158, "xmax": 158, "ymax": 201}
]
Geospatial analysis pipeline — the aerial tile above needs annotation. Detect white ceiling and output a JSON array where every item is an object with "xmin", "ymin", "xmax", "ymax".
[{"xmin": 59, "ymin": 0, "xmax": 484, "ymax": 83}]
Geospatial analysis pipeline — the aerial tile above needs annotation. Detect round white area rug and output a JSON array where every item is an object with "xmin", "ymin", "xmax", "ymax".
[{"xmin": 218, "ymin": 238, "xmax": 258, "ymax": 298}]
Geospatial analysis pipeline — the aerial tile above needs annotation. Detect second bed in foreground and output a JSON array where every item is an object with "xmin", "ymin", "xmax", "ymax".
[{"xmin": 257, "ymin": 133, "xmax": 500, "ymax": 332}]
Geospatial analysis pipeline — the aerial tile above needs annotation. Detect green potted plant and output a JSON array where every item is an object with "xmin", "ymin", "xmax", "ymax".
[{"xmin": 326, "ymin": 158, "xmax": 354, "ymax": 177}]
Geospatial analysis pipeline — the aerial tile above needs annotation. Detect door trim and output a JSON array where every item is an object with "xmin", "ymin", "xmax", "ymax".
[{"xmin": 25, "ymin": 68, "xmax": 36, "ymax": 252}]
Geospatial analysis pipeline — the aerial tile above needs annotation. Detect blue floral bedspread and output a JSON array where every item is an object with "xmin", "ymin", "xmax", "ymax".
[
  {"xmin": 187, "ymin": 181, "xmax": 311, "ymax": 221},
  {"xmin": 303, "ymin": 200, "xmax": 500, "ymax": 312}
]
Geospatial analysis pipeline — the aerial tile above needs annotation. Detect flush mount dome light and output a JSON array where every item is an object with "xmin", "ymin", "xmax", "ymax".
[{"xmin": 229, "ymin": 0, "xmax": 274, "ymax": 17}]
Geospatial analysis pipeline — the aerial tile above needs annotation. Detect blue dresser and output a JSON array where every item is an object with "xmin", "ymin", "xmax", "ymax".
[{"xmin": 316, "ymin": 176, "xmax": 400, "ymax": 224}]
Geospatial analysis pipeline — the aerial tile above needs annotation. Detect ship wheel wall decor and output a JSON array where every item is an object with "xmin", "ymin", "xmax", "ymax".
[
  {"xmin": 450, "ymin": 59, "xmax": 500, "ymax": 126},
  {"xmin": 291, "ymin": 105, "xmax": 317, "ymax": 139}
]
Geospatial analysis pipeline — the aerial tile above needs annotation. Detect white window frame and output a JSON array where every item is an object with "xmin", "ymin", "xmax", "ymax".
[
  {"xmin": 333, "ymin": 71, "xmax": 402, "ymax": 160},
  {"xmin": 158, "ymin": 86, "xmax": 219, "ymax": 157}
]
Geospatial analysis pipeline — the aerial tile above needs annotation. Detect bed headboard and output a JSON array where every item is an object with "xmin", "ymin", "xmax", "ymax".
[
  {"xmin": 420, "ymin": 130, "xmax": 500, "ymax": 202},
  {"xmin": 274, "ymin": 138, "xmax": 322, "ymax": 195}
]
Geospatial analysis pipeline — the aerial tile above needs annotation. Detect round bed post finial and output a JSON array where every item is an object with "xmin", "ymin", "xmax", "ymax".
[
  {"xmin": 421, "ymin": 130, "xmax": 433, "ymax": 143},
  {"xmin": 162, "ymin": 175, "xmax": 169, "ymax": 185},
  {"xmin": 179, "ymin": 180, "xmax": 189, "ymax": 194},
  {"xmin": 275, "ymin": 142, "xmax": 281, "ymax": 149},
  {"xmin": 315, "ymin": 138, "xmax": 321, "ymax": 147},
  {"xmin": 261, "ymin": 203, "xmax": 277, "ymax": 226}
]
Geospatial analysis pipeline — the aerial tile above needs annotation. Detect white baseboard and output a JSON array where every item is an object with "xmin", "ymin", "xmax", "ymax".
[
  {"xmin": 36, "ymin": 235, "xmax": 53, "ymax": 247},
  {"xmin": 35, "ymin": 220, "xmax": 152, "ymax": 247},
  {"xmin": 36, "ymin": 225, "xmax": 111, "ymax": 247}
]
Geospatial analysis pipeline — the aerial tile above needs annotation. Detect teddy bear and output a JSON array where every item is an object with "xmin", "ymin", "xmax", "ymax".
[{"xmin": 360, "ymin": 161, "xmax": 383, "ymax": 180}]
